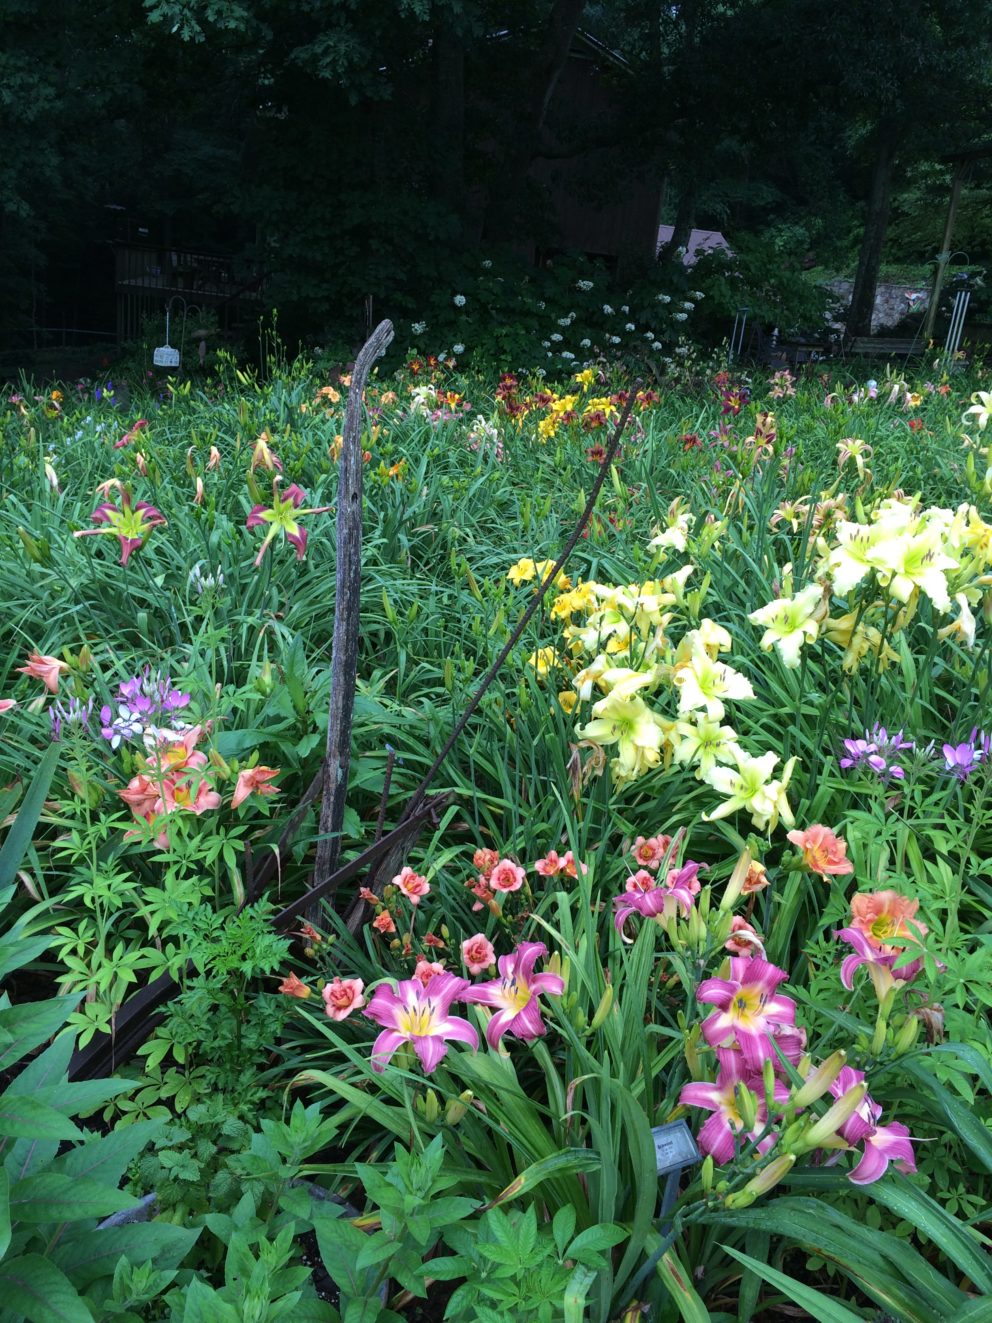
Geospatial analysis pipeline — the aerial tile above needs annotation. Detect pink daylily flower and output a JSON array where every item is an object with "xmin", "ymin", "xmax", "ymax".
[
  {"xmin": 461, "ymin": 933, "xmax": 496, "ymax": 974},
  {"xmin": 613, "ymin": 860, "xmax": 704, "ymax": 939},
  {"xmin": 232, "ymin": 765, "xmax": 280, "ymax": 810},
  {"xmin": 827, "ymin": 1067, "xmax": 918, "ymax": 1185},
  {"xmin": 363, "ymin": 972, "xmax": 478, "ymax": 1073},
  {"xmin": 74, "ymin": 493, "xmax": 167, "ymax": 565},
  {"xmin": 835, "ymin": 926, "xmax": 924, "ymax": 999},
  {"xmin": 393, "ymin": 865, "xmax": 431, "ymax": 905},
  {"xmin": 0, "ymin": 699, "xmax": 17, "ymax": 714},
  {"xmin": 697, "ymin": 956, "xmax": 797, "ymax": 1071},
  {"xmin": 631, "ymin": 833, "xmax": 673, "ymax": 870},
  {"xmin": 534, "ymin": 849, "xmax": 564, "ymax": 876},
  {"xmin": 679, "ymin": 1048, "xmax": 789, "ymax": 1163},
  {"xmin": 322, "ymin": 977, "xmax": 365, "ymax": 1021},
  {"xmin": 725, "ymin": 915, "xmax": 765, "ymax": 956},
  {"xmin": 463, "ymin": 941, "xmax": 564, "ymax": 1048},
  {"xmin": 489, "ymin": 858, "xmax": 526, "ymax": 892},
  {"xmin": 16, "ymin": 651, "xmax": 69, "ymax": 693}
]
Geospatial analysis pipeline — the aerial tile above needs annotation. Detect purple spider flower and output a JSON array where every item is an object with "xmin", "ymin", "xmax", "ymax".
[
  {"xmin": 840, "ymin": 724, "xmax": 914, "ymax": 780},
  {"xmin": 100, "ymin": 668, "xmax": 192, "ymax": 748},
  {"xmin": 463, "ymin": 941, "xmax": 564, "ymax": 1048},
  {"xmin": 942, "ymin": 728, "xmax": 991, "ymax": 781},
  {"xmin": 50, "ymin": 696, "xmax": 94, "ymax": 741}
]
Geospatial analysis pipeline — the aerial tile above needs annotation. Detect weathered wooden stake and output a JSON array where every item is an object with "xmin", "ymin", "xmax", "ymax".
[{"xmin": 309, "ymin": 320, "xmax": 394, "ymax": 920}]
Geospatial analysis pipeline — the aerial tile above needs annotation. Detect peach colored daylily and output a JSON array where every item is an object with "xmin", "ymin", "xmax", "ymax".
[
  {"xmin": 741, "ymin": 860, "xmax": 769, "ymax": 893},
  {"xmin": 17, "ymin": 652, "xmax": 69, "ymax": 693},
  {"xmin": 461, "ymin": 934, "xmax": 496, "ymax": 975},
  {"xmin": 278, "ymin": 972, "xmax": 311, "ymax": 999},
  {"xmin": 393, "ymin": 866, "xmax": 431, "ymax": 906},
  {"xmin": 232, "ymin": 765, "xmax": 280, "ymax": 810},
  {"xmin": 787, "ymin": 824, "xmax": 854, "ymax": 878},
  {"xmin": 849, "ymin": 890, "xmax": 927, "ymax": 953},
  {"xmin": 322, "ymin": 977, "xmax": 365, "ymax": 1021},
  {"xmin": 489, "ymin": 858, "xmax": 526, "ymax": 892}
]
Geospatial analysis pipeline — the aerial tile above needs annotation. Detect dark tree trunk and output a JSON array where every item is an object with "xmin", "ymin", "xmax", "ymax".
[
  {"xmin": 432, "ymin": 18, "xmax": 465, "ymax": 233},
  {"xmin": 846, "ymin": 120, "xmax": 900, "ymax": 337},
  {"xmin": 484, "ymin": 0, "xmax": 588, "ymax": 232},
  {"xmin": 657, "ymin": 178, "xmax": 698, "ymax": 267}
]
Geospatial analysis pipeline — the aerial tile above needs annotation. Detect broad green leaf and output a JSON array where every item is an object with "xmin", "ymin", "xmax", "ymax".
[
  {"xmin": 10, "ymin": 1171, "xmax": 136, "ymax": 1222},
  {"xmin": 0, "ymin": 1094, "xmax": 81, "ymax": 1141},
  {"xmin": 867, "ymin": 1178, "xmax": 992, "ymax": 1295},
  {"xmin": 485, "ymin": 1148, "xmax": 601, "ymax": 1209},
  {"xmin": 0, "ymin": 743, "xmax": 60, "ymax": 889},
  {"xmin": 647, "ymin": 1235, "xmax": 711, "ymax": 1323},
  {"xmin": 721, "ymin": 1245, "xmax": 867, "ymax": 1322},
  {"xmin": 180, "ymin": 1277, "xmax": 242, "ymax": 1323},
  {"xmin": 52, "ymin": 1220, "xmax": 201, "ymax": 1288},
  {"xmin": 0, "ymin": 1169, "xmax": 9, "ymax": 1258},
  {"xmin": 0, "ymin": 935, "xmax": 52, "ymax": 982},
  {"xmin": 0, "ymin": 1253, "xmax": 92, "ymax": 1323},
  {"xmin": 0, "ymin": 998, "xmax": 77, "ymax": 1073},
  {"xmin": 906, "ymin": 1064, "xmax": 992, "ymax": 1175},
  {"xmin": 57, "ymin": 1118, "xmax": 165, "ymax": 1188},
  {"xmin": 563, "ymin": 1263, "xmax": 597, "ymax": 1323}
]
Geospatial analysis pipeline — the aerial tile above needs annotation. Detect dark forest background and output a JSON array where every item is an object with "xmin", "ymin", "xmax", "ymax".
[{"xmin": 2, "ymin": 0, "xmax": 990, "ymax": 368}]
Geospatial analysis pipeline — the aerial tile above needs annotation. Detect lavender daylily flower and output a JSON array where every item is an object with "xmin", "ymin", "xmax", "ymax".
[
  {"xmin": 363, "ymin": 972, "xmax": 478, "ymax": 1074},
  {"xmin": 463, "ymin": 941, "xmax": 564, "ymax": 1048}
]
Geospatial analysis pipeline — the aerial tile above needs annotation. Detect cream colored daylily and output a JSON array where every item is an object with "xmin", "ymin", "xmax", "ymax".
[
  {"xmin": 704, "ymin": 750, "xmax": 797, "ymax": 833},
  {"xmin": 577, "ymin": 692, "xmax": 668, "ymax": 784},
  {"xmin": 672, "ymin": 645, "xmax": 754, "ymax": 721},
  {"xmin": 673, "ymin": 713, "xmax": 742, "ymax": 781},
  {"xmin": 748, "ymin": 583, "xmax": 825, "ymax": 669},
  {"xmin": 963, "ymin": 391, "xmax": 992, "ymax": 431}
]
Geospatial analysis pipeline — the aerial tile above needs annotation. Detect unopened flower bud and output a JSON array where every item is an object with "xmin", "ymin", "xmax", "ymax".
[
  {"xmin": 801, "ymin": 1083, "xmax": 867, "ymax": 1150},
  {"xmin": 763, "ymin": 1057, "xmax": 778, "ymax": 1113},
  {"xmin": 892, "ymin": 1014, "xmax": 921, "ymax": 1056},
  {"xmin": 792, "ymin": 1051, "xmax": 848, "ymax": 1109},
  {"xmin": 424, "ymin": 1088, "xmax": 440, "ymax": 1123},
  {"xmin": 700, "ymin": 1154, "xmax": 714, "ymax": 1194},
  {"xmin": 445, "ymin": 1090, "xmax": 473, "ymax": 1125},
  {"xmin": 589, "ymin": 983, "xmax": 614, "ymax": 1031},
  {"xmin": 724, "ymin": 1153, "xmax": 796, "ymax": 1208},
  {"xmin": 254, "ymin": 661, "xmax": 275, "ymax": 697},
  {"xmin": 720, "ymin": 848, "xmax": 752, "ymax": 911},
  {"xmin": 683, "ymin": 1023, "xmax": 702, "ymax": 1078},
  {"xmin": 735, "ymin": 1082, "xmax": 758, "ymax": 1133}
]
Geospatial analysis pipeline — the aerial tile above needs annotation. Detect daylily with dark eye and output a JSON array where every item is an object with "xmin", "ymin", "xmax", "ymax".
[
  {"xmin": 73, "ymin": 488, "xmax": 166, "ymax": 565},
  {"xmin": 246, "ymin": 477, "xmax": 331, "ymax": 567}
]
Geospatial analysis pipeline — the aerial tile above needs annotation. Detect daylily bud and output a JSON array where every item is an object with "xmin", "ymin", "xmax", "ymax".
[
  {"xmin": 18, "ymin": 527, "xmax": 44, "ymax": 563},
  {"xmin": 700, "ymin": 1154, "xmax": 714, "ymax": 1194},
  {"xmin": 683, "ymin": 1023, "xmax": 702, "ymax": 1078},
  {"xmin": 254, "ymin": 662, "xmax": 274, "ymax": 697},
  {"xmin": 589, "ymin": 983, "xmax": 613, "ymax": 1031},
  {"xmin": 892, "ymin": 1014, "xmax": 921, "ymax": 1056},
  {"xmin": 445, "ymin": 1090, "xmax": 473, "ymax": 1125},
  {"xmin": 720, "ymin": 848, "xmax": 752, "ymax": 911},
  {"xmin": 792, "ymin": 1051, "xmax": 848, "ymax": 1109},
  {"xmin": 800, "ymin": 1083, "xmax": 867, "ymax": 1150},
  {"xmin": 424, "ymin": 1089, "xmax": 440, "ymax": 1123},
  {"xmin": 193, "ymin": 476, "xmax": 205, "ymax": 506},
  {"xmin": 186, "ymin": 446, "xmax": 196, "ymax": 478},
  {"xmin": 382, "ymin": 588, "xmax": 398, "ymax": 626},
  {"xmin": 735, "ymin": 1082, "xmax": 758, "ymax": 1132},
  {"xmin": 687, "ymin": 903, "xmax": 706, "ymax": 948},
  {"xmin": 572, "ymin": 1006, "xmax": 588, "ymax": 1032},
  {"xmin": 724, "ymin": 1153, "xmax": 796, "ymax": 1208},
  {"xmin": 76, "ymin": 645, "xmax": 91, "ymax": 671},
  {"xmin": 134, "ymin": 452, "xmax": 148, "ymax": 476},
  {"xmin": 763, "ymin": 1057, "xmax": 777, "ymax": 1114},
  {"xmin": 208, "ymin": 445, "xmax": 221, "ymax": 470}
]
